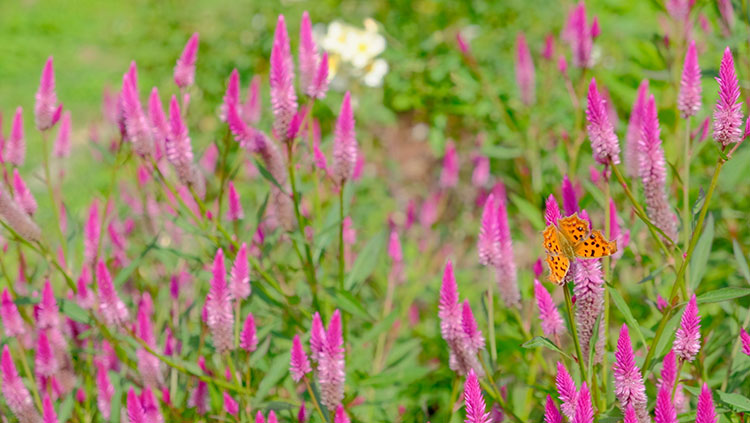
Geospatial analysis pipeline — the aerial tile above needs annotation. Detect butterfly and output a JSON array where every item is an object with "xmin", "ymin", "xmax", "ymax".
[{"xmin": 543, "ymin": 213, "xmax": 617, "ymax": 285}]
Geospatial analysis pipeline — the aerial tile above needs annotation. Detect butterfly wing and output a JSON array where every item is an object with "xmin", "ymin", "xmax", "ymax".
[
  {"xmin": 557, "ymin": 214, "xmax": 591, "ymax": 244},
  {"xmin": 545, "ymin": 254, "xmax": 570, "ymax": 285},
  {"xmin": 543, "ymin": 225, "xmax": 562, "ymax": 255},
  {"xmin": 573, "ymin": 230, "xmax": 618, "ymax": 258}
]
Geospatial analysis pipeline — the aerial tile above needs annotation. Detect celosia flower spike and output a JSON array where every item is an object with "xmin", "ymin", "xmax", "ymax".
[
  {"xmin": 270, "ymin": 15, "xmax": 298, "ymax": 142},
  {"xmin": 573, "ymin": 241, "xmax": 604, "ymax": 364},
  {"xmin": 223, "ymin": 392, "xmax": 239, "ymax": 416},
  {"xmin": 299, "ymin": 12, "xmax": 318, "ymax": 97},
  {"xmin": 625, "ymin": 80, "xmax": 649, "ymax": 177},
  {"xmin": 220, "ymin": 69, "xmax": 240, "ymax": 123},
  {"xmin": 96, "ymin": 260, "xmax": 129, "ymax": 325},
  {"xmin": 461, "ymin": 300, "xmax": 484, "ymax": 351},
  {"xmin": 309, "ymin": 51, "xmax": 330, "ymax": 99},
  {"xmin": 227, "ymin": 181, "xmax": 244, "ymax": 222},
  {"xmin": 255, "ymin": 411, "xmax": 266, "ymax": 423},
  {"xmin": 534, "ymin": 279, "xmax": 564, "ymax": 338},
  {"xmin": 268, "ymin": 411, "xmax": 278, "ymax": 423},
  {"xmin": 515, "ymin": 33, "xmax": 536, "ymax": 106},
  {"xmin": 6, "ymin": 106, "xmax": 26, "ymax": 166},
  {"xmin": 659, "ymin": 349, "xmax": 677, "ymax": 393},
  {"xmin": 713, "ymin": 47, "xmax": 743, "ymax": 147},
  {"xmin": 623, "ymin": 405, "xmax": 638, "ymax": 423},
  {"xmin": 230, "ymin": 242, "xmax": 250, "ymax": 300},
  {"xmin": 741, "ymin": 328, "xmax": 750, "ymax": 355},
  {"xmin": 654, "ymin": 385, "xmax": 677, "ymax": 423},
  {"xmin": 35, "ymin": 330, "xmax": 58, "ymax": 377},
  {"xmin": 13, "ymin": 169, "xmax": 36, "ymax": 216},
  {"xmin": 673, "ymin": 294, "xmax": 701, "ymax": 362},
  {"xmin": 561, "ymin": 175, "xmax": 578, "ymax": 216},
  {"xmin": 612, "ymin": 324, "xmax": 648, "ymax": 423},
  {"xmin": 586, "ymin": 78, "xmax": 621, "ymax": 165},
  {"xmin": 35, "ymin": 56, "xmax": 62, "ymax": 131},
  {"xmin": 696, "ymin": 383, "xmax": 717, "ymax": 423},
  {"xmin": 2, "ymin": 345, "xmax": 39, "ymax": 423},
  {"xmin": 334, "ymin": 405, "xmax": 350, "ymax": 423},
  {"xmin": 310, "ymin": 311, "xmax": 326, "ymax": 362},
  {"xmin": 240, "ymin": 312, "xmax": 258, "ymax": 352},
  {"xmin": 205, "ymin": 249, "xmax": 234, "ymax": 353},
  {"xmin": 243, "ymin": 75, "xmax": 262, "ymax": 124},
  {"xmin": 42, "ymin": 395, "xmax": 58, "ymax": 423},
  {"xmin": 318, "ymin": 309, "xmax": 345, "ymax": 410},
  {"xmin": 54, "ymin": 111, "xmax": 72, "ymax": 158},
  {"xmin": 544, "ymin": 395, "xmax": 562, "ymax": 423},
  {"xmin": 545, "ymin": 194, "xmax": 562, "ymax": 226},
  {"xmin": 678, "ymin": 40, "xmax": 702, "ymax": 118},
  {"xmin": 127, "ymin": 388, "xmax": 147, "ymax": 423},
  {"xmin": 494, "ymin": 187, "xmax": 519, "ymax": 308},
  {"xmin": 565, "ymin": 2, "xmax": 592, "ymax": 68},
  {"xmin": 464, "ymin": 369, "xmax": 490, "ymax": 423},
  {"xmin": 572, "ymin": 382, "xmax": 593, "ymax": 423},
  {"xmin": 174, "ymin": 33, "xmax": 199, "ymax": 88},
  {"xmin": 96, "ymin": 361, "xmax": 114, "ymax": 419},
  {"xmin": 166, "ymin": 95, "xmax": 194, "ymax": 167},
  {"xmin": 1, "ymin": 289, "xmax": 25, "ymax": 337},
  {"xmin": 439, "ymin": 261, "xmax": 461, "ymax": 343},
  {"xmin": 478, "ymin": 193, "xmax": 500, "ymax": 267},
  {"xmin": 332, "ymin": 92, "xmax": 357, "ymax": 185},
  {"xmin": 555, "ymin": 362, "xmax": 577, "ymax": 420},
  {"xmin": 148, "ymin": 87, "xmax": 169, "ymax": 146},
  {"xmin": 120, "ymin": 70, "xmax": 154, "ymax": 157},
  {"xmin": 37, "ymin": 279, "xmax": 60, "ymax": 329},
  {"xmin": 290, "ymin": 334, "xmax": 312, "ymax": 382}
]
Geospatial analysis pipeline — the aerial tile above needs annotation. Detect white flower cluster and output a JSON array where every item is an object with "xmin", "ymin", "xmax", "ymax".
[{"xmin": 320, "ymin": 18, "xmax": 388, "ymax": 87}]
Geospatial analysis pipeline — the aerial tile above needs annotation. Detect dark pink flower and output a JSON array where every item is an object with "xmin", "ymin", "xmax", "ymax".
[
  {"xmin": 42, "ymin": 395, "xmax": 58, "ymax": 423},
  {"xmin": 35, "ymin": 56, "xmax": 62, "ymax": 131},
  {"xmin": 542, "ymin": 35, "xmax": 555, "ymax": 61},
  {"xmin": 678, "ymin": 41, "xmax": 702, "ymax": 118},
  {"xmin": 713, "ymin": 47, "xmax": 743, "ymax": 147},
  {"xmin": 572, "ymin": 382, "xmax": 593, "ymax": 423},
  {"xmin": 270, "ymin": 15, "xmax": 298, "ymax": 142},
  {"xmin": 290, "ymin": 334, "xmax": 312, "ymax": 382},
  {"xmin": 464, "ymin": 369, "xmax": 490, "ymax": 423},
  {"xmin": 586, "ymin": 78, "xmax": 621, "ymax": 165},
  {"xmin": 223, "ymin": 392, "xmax": 239, "ymax": 416},
  {"xmin": 555, "ymin": 361, "xmax": 577, "ymax": 420},
  {"xmin": 544, "ymin": 395, "xmax": 562, "ymax": 423},
  {"xmin": 1, "ymin": 289, "xmax": 25, "ymax": 337},
  {"xmin": 613, "ymin": 324, "xmax": 648, "ymax": 423},
  {"xmin": 696, "ymin": 383, "xmax": 717, "ymax": 423},
  {"xmin": 561, "ymin": 175, "xmax": 578, "ymax": 216},
  {"xmin": 317, "ymin": 309, "xmax": 345, "ymax": 410},
  {"xmin": 205, "ymin": 249, "xmax": 234, "ymax": 353},
  {"xmin": 226, "ymin": 181, "xmax": 244, "ymax": 222},
  {"xmin": 573, "ymin": 239, "xmax": 604, "ymax": 364},
  {"xmin": 741, "ymin": 328, "xmax": 750, "ymax": 355},
  {"xmin": 334, "ymin": 405, "xmax": 350, "ymax": 423},
  {"xmin": 515, "ymin": 33, "xmax": 536, "ymax": 106},
  {"xmin": 96, "ymin": 260, "xmax": 129, "ymax": 326},
  {"xmin": 174, "ymin": 33, "xmax": 199, "ymax": 88},
  {"xmin": 563, "ymin": 2, "xmax": 592, "ymax": 68},
  {"xmin": 654, "ymin": 384, "xmax": 677, "ymax": 423},
  {"xmin": 83, "ymin": 200, "xmax": 100, "ymax": 265},
  {"xmin": 12, "ymin": 169, "xmax": 36, "ymax": 216},
  {"xmin": 37, "ymin": 279, "xmax": 60, "ymax": 330},
  {"xmin": 299, "ymin": 12, "xmax": 326, "ymax": 98},
  {"xmin": 35, "ymin": 330, "xmax": 58, "ymax": 377},
  {"xmin": 332, "ymin": 92, "xmax": 357, "ymax": 185},
  {"xmin": 230, "ymin": 242, "xmax": 250, "ymax": 300},
  {"xmin": 2, "ymin": 345, "xmax": 39, "ymax": 423},
  {"xmin": 673, "ymin": 294, "xmax": 701, "ymax": 362},
  {"xmin": 95, "ymin": 360, "xmax": 114, "ymax": 419},
  {"xmin": 240, "ymin": 312, "xmax": 258, "ymax": 353},
  {"xmin": 545, "ymin": 194, "xmax": 562, "ymax": 227}
]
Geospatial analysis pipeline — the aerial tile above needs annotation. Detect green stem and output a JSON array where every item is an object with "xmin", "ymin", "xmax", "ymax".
[
  {"xmin": 682, "ymin": 116, "xmax": 692, "ymax": 294},
  {"xmin": 447, "ymin": 377, "xmax": 460, "ymax": 423},
  {"xmin": 16, "ymin": 339, "xmax": 43, "ymax": 412},
  {"xmin": 40, "ymin": 130, "xmax": 68, "ymax": 264},
  {"xmin": 303, "ymin": 377, "xmax": 329, "ymax": 423},
  {"xmin": 601, "ymin": 180, "xmax": 611, "ymax": 410},
  {"xmin": 338, "ymin": 185, "xmax": 346, "ymax": 290},
  {"xmin": 487, "ymin": 284, "xmax": 498, "ymax": 364},
  {"xmin": 722, "ymin": 306, "xmax": 750, "ymax": 390},
  {"xmin": 564, "ymin": 284, "xmax": 587, "ymax": 383}
]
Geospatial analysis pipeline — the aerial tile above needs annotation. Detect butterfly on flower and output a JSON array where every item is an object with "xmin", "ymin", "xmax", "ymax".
[{"xmin": 543, "ymin": 213, "xmax": 617, "ymax": 285}]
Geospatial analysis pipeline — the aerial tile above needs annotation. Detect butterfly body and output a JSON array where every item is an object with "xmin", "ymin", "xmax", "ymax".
[{"xmin": 542, "ymin": 213, "xmax": 617, "ymax": 285}]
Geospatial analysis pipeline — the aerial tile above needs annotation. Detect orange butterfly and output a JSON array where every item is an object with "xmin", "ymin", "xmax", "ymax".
[{"xmin": 543, "ymin": 213, "xmax": 617, "ymax": 285}]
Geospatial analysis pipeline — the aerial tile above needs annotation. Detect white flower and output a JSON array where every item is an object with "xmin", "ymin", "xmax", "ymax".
[
  {"xmin": 363, "ymin": 59, "xmax": 388, "ymax": 87},
  {"xmin": 322, "ymin": 21, "xmax": 351, "ymax": 56},
  {"xmin": 349, "ymin": 30, "xmax": 386, "ymax": 69}
]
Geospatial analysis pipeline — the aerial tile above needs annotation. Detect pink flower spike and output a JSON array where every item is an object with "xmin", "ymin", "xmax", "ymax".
[
  {"xmin": 332, "ymin": 92, "xmax": 357, "ymax": 185},
  {"xmin": 35, "ymin": 56, "xmax": 61, "ymax": 131},
  {"xmin": 461, "ymin": 300, "xmax": 485, "ymax": 351},
  {"xmin": 309, "ymin": 51, "xmax": 330, "ymax": 99},
  {"xmin": 206, "ymin": 249, "xmax": 234, "ymax": 353},
  {"xmin": 121, "ymin": 70, "xmax": 154, "ymax": 157},
  {"xmin": 561, "ymin": 175, "xmax": 578, "ymax": 216},
  {"xmin": 591, "ymin": 17, "xmax": 600, "ymax": 38},
  {"xmin": 586, "ymin": 78, "xmax": 621, "ymax": 165},
  {"xmin": 127, "ymin": 388, "xmax": 147, "ymax": 423},
  {"xmin": 299, "ymin": 12, "xmax": 319, "ymax": 98},
  {"xmin": 494, "ymin": 188, "xmax": 519, "ymax": 308},
  {"xmin": 623, "ymin": 404, "xmax": 638, "ymax": 423},
  {"xmin": 35, "ymin": 330, "xmax": 58, "ymax": 377},
  {"xmin": 37, "ymin": 279, "xmax": 59, "ymax": 329},
  {"xmin": 696, "ymin": 383, "xmax": 717, "ymax": 423},
  {"xmin": 96, "ymin": 260, "xmax": 129, "ymax": 326},
  {"xmin": 6, "ymin": 106, "xmax": 26, "ymax": 166},
  {"xmin": 439, "ymin": 261, "xmax": 461, "ymax": 342},
  {"xmin": 533, "ymin": 258, "xmax": 544, "ymax": 278},
  {"xmin": 613, "ymin": 324, "xmax": 648, "ymax": 423},
  {"xmin": 290, "ymin": 334, "xmax": 312, "ymax": 382},
  {"xmin": 230, "ymin": 242, "xmax": 250, "ymax": 300},
  {"xmin": 545, "ymin": 194, "xmax": 562, "ymax": 226},
  {"xmin": 673, "ymin": 294, "xmax": 701, "ymax": 362},
  {"xmin": 464, "ymin": 369, "xmax": 490, "ymax": 423},
  {"xmin": 542, "ymin": 34, "xmax": 555, "ymax": 60},
  {"xmin": 564, "ymin": 2, "xmax": 592, "ymax": 68},
  {"xmin": 243, "ymin": 75, "xmax": 262, "ymax": 125},
  {"xmin": 221, "ymin": 69, "xmax": 240, "ymax": 123},
  {"xmin": 310, "ymin": 312, "xmax": 326, "ymax": 362},
  {"xmin": 544, "ymin": 395, "xmax": 562, "ymax": 423},
  {"xmin": 478, "ymin": 193, "xmax": 500, "ymax": 267},
  {"xmin": 42, "ymin": 395, "xmax": 58, "ymax": 423},
  {"xmin": 625, "ymin": 80, "xmax": 649, "ymax": 177},
  {"xmin": 654, "ymin": 385, "xmax": 677, "ymax": 423},
  {"xmin": 334, "ymin": 405, "xmax": 350, "ymax": 423},
  {"xmin": 268, "ymin": 411, "xmax": 278, "ymax": 423},
  {"xmin": 298, "ymin": 403, "xmax": 307, "ymax": 422},
  {"xmin": 440, "ymin": 141, "xmax": 459, "ymax": 188},
  {"xmin": 223, "ymin": 392, "xmax": 239, "ymax": 416},
  {"xmin": 12, "ymin": 169, "xmax": 36, "ymax": 215},
  {"xmin": 555, "ymin": 361, "xmax": 577, "ymax": 420},
  {"xmin": 515, "ymin": 33, "xmax": 536, "ymax": 106},
  {"xmin": 83, "ymin": 200, "xmax": 100, "ymax": 265},
  {"xmin": 96, "ymin": 361, "xmax": 114, "ymax": 419},
  {"xmin": 659, "ymin": 349, "xmax": 677, "ymax": 391},
  {"xmin": 318, "ymin": 309, "xmax": 345, "ymax": 410},
  {"xmin": 741, "ymin": 328, "xmax": 750, "ymax": 355},
  {"xmin": 240, "ymin": 312, "xmax": 258, "ymax": 353},
  {"xmin": 534, "ymin": 280, "xmax": 564, "ymax": 338},
  {"xmin": 1, "ymin": 289, "xmax": 25, "ymax": 337},
  {"xmin": 174, "ymin": 33, "xmax": 199, "ymax": 88},
  {"xmin": 226, "ymin": 181, "xmax": 244, "ymax": 222},
  {"xmin": 255, "ymin": 411, "xmax": 266, "ymax": 423},
  {"xmin": 166, "ymin": 95, "xmax": 194, "ymax": 167},
  {"xmin": 148, "ymin": 87, "xmax": 168, "ymax": 147},
  {"xmin": 656, "ymin": 294, "xmax": 668, "ymax": 312},
  {"xmin": 226, "ymin": 102, "xmax": 256, "ymax": 150},
  {"xmin": 678, "ymin": 40, "xmax": 702, "ymax": 118},
  {"xmin": 572, "ymin": 382, "xmax": 593, "ymax": 423},
  {"xmin": 2, "ymin": 345, "xmax": 38, "ymax": 422},
  {"xmin": 270, "ymin": 15, "xmax": 298, "ymax": 143},
  {"xmin": 713, "ymin": 47, "xmax": 743, "ymax": 147},
  {"xmin": 53, "ymin": 111, "xmax": 72, "ymax": 158}
]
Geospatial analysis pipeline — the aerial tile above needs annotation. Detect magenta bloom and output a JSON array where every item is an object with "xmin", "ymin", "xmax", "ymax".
[
  {"xmin": 270, "ymin": 15, "xmax": 298, "ymax": 142},
  {"xmin": 713, "ymin": 47, "xmax": 743, "ymax": 147},
  {"xmin": 244, "ymin": 75, "xmax": 262, "ymax": 125},
  {"xmin": 35, "ymin": 56, "xmax": 62, "ymax": 131},
  {"xmin": 472, "ymin": 154, "xmax": 490, "ymax": 187},
  {"xmin": 230, "ymin": 242, "xmax": 250, "ymax": 300},
  {"xmin": 227, "ymin": 181, "xmax": 244, "ymax": 222},
  {"xmin": 564, "ymin": 2, "xmax": 592, "ymax": 68},
  {"xmin": 623, "ymin": 405, "xmax": 638, "ymax": 423},
  {"xmin": 545, "ymin": 194, "xmax": 562, "ymax": 227},
  {"xmin": 544, "ymin": 395, "xmax": 562, "ymax": 423},
  {"xmin": 534, "ymin": 280, "xmax": 564, "ymax": 338},
  {"xmin": 741, "ymin": 328, "xmax": 750, "ymax": 355},
  {"xmin": 148, "ymin": 87, "xmax": 169, "ymax": 151},
  {"xmin": 268, "ymin": 411, "xmax": 278, "ymax": 423},
  {"xmin": 220, "ymin": 69, "xmax": 240, "ymax": 123},
  {"xmin": 96, "ymin": 260, "xmax": 129, "ymax": 326},
  {"xmin": 127, "ymin": 388, "xmax": 147, "ymax": 423},
  {"xmin": 299, "ymin": 12, "xmax": 327, "ymax": 98},
  {"xmin": 309, "ymin": 52, "xmax": 330, "ymax": 100},
  {"xmin": 223, "ymin": 392, "xmax": 239, "ymax": 416},
  {"xmin": 83, "ymin": 200, "xmax": 100, "ymax": 265},
  {"xmin": 654, "ymin": 385, "xmax": 677, "ymax": 423},
  {"xmin": 205, "ymin": 249, "xmax": 234, "ymax": 353},
  {"xmin": 120, "ymin": 68, "xmax": 154, "ymax": 157},
  {"xmin": 439, "ymin": 261, "xmax": 482, "ymax": 376},
  {"xmin": 555, "ymin": 361, "xmax": 577, "ymax": 420},
  {"xmin": 572, "ymin": 382, "xmax": 593, "ymax": 423},
  {"xmin": 494, "ymin": 187, "xmax": 519, "ymax": 308},
  {"xmin": 310, "ymin": 312, "xmax": 326, "ymax": 362},
  {"xmin": 166, "ymin": 95, "xmax": 198, "ymax": 186},
  {"xmin": 673, "ymin": 294, "xmax": 701, "ymax": 362},
  {"xmin": 678, "ymin": 41, "xmax": 702, "ymax": 118},
  {"xmin": 696, "ymin": 383, "xmax": 717, "ymax": 423},
  {"xmin": 42, "ymin": 395, "xmax": 58, "ymax": 423},
  {"xmin": 334, "ymin": 405, "xmax": 350, "ymax": 423},
  {"xmin": 332, "ymin": 92, "xmax": 357, "ymax": 185},
  {"xmin": 624, "ymin": 80, "xmax": 648, "ymax": 177},
  {"xmin": 12, "ymin": 169, "xmax": 36, "ymax": 216},
  {"xmin": 6, "ymin": 106, "xmax": 26, "ymax": 166},
  {"xmin": 586, "ymin": 78, "xmax": 621, "ymax": 165},
  {"xmin": 317, "ymin": 309, "xmax": 346, "ymax": 410},
  {"xmin": 35, "ymin": 330, "xmax": 58, "ymax": 377},
  {"xmin": 613, "ymin": 324, "xmax": 648, "ymax": 423},
  {"xmin": 478, "ymin": 193, "xmax": 501, "ymax": 267},
  {"xmin": 573, "ymin": 254, "xmax": 605, "ymax": 364},
  {"xmin": 96, "ymin": 361, "xmax": 114, "ymax": 419},
  {"xmin": 659, "ymin": 349, "xmax": 677, "ymax": 391},
  {"xmin": 2, "ymin": 345, "xmax": 39, "ymax": 423},
  {"xmin": 174, "ymin": 33, "xmax": 199, "ymax": 88},
  {"xmin": 561, "ymin": 175, "xmax": 578, "ymax": 216},
  {"xmin": 37, "ymin": 279, "xmax": 60, "ymax": 330},
  {"xmin": 53, "ymin": 111, "xmax": 72, "ymax": 158},
  {"xmin": 640, "ymin": 95, "xmax": 678, "ymax": 241},
  {"xmin": 461, "ymin": 300, "xmax": 485, "ymax": 351},
  {"xmin": 515, "ymin": 33, "xmax": 536, "ymax": 106},
  {"xmin": 1, "ymin": 289, "xmax": 25, "ymax": 337},
  {"xmin": 290, "ymin": 334, "xmax": 312, "ymax": 382},
  {"xmin": 464, "ymin": 369, "xmax": 490, "ymax": 423},
  {"xmin": 440, "ymin": 140, "xmax": 459, "ymax": 188}
]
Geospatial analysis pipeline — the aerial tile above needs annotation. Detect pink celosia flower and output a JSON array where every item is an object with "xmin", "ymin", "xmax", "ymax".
[
  {"xmin": 656, "ymin": 294, "xmax": 668, "ymax": 312},
  {"xmin": 299, "ymin": 12, "xmax": 320, "ymax": 97},
  {"xmin": 542, "ymin": 34, "xmax": 555, "ymax": 61},
  {"xmin": 573, "ymin": 243, "xmax": 604, "ymax": 365},
  {"xmin": 613, "ymin": 324, "xmax": 648, "ymax": 423},
  {"xmin": 240, "ymin": 312, "xmax": 258, "ymax": 353},
  {"xmin": 673, "ymin": 294, "xmax": 701, "ymax": 362},
  {"xmin": 439, "ymin": 261, "xmax": 483, "ymax": 376},
  {"xmin": 515, "ymin": 33, "xmax": 536, "ymax": 106},
  {"xmin": 713, "ymin": 47, "xmax": 743, "ymax": 147},
  {"xmin": 534, "ymin": 279, "xmax": 564, "ymax": 338},
  {"xmin": 640, "ymin": 95, "xmax": 679, "ymax": 241},
  {"xmin": 35, "ymin": 57, "xmax": 62, "ymax": 131},
  {"xmin": 6, "ymin": 106, "xmax": 26, "ymax": 166},
  {"xmin": 298, "ymin": 403, "xmax": 307, "ymax": 422},
  {"xmin": 440, "ymin": 140, "xmax": 459, "ymax": 188},
  {"xmin": 120, "ymin": 69, "xmax": 154, "ymax": 157},
  {"xmin": 623, "ymin": 405, "xmax": 638, "ymax": 423},
  {"xmin": 472, "ymin": 154, "xmax": 490, "ymax": 187},
  {"xmin": 290, "ymin": 334, "xmax": 312, "ymax": 382},
  {"xmin": 310, "ymin": 312, "xmax": 326, "ymax": 362},
  {"xmin": 317, "ymin": 309, "xmax": 346, "ymax": 410},
  {"xmin": 461, "ymin": 300, "xmax": 485, "ymax": 352},
  {"xmin": 243, "ymin": 75, "xmax": 262, "ymax": 125},
  {"xmin": 140, "ymin": 387, "xmax": 163, "ymax": 423},
  {"xmin": 741, "ymin": 328, "xmax": 750, "ymax": 355},
  {"xmin": 678, "ymin": 40, "xmax": 702, "ymax": 118},
  {"xmin": 564, "ymin": 2, "xmax": 592, "ymax": 68},
  {"xmin": 167, "ymin": 95, "xmax": 203, "ymax": 196},
  {"xmin": 654, "ymin": 384, "xmax": 677, "ymax": 423},
  {"xmin": 96, "ymin": 260, "xmax": 129, "ymax": 326},
  {"xmin": 270, "ymin": 15, "xmax": 298, "ymax": 142},
  {"xmin": 494, "ymin": 187, "xmax": 519, "ymax": 308},
  {"xmin": 221, "ymin": 69, "xmax": 240, "ymax": 123},
  {"xmin": 533, "ymin": 258, "xmax": 544, "ymax": 278},
  {"xmin": 148, "ymin": 87, "xmax": 169, "ymax": 153},
  {"xmin": 42, "ymin": 395, "xmax": 57, "ymax": 423},
  {"xmin": 223, "ymin": 392, "xmax": 239, "ymax": 416},
  {"xmin": 13, "ymin": 169, "xmax": 36, "ymax": 216},
  {"xmin": 83, "ymin": 200, "xmax": 100, "ymax": 265},
  {"xmin": 332, "ymin": 92, "xmax": 357, "ymax": 185},
  {"xmin": 561, "ymin": 175, "xmax": 578, "ymax": 216},
  {"xmin": 200, "ymin": 142, "xmax": 219, "ymax": 173},
  {"xmin": 2, "ymin": 345, "xmax": 39, "ymax": 423},
  {"xmin": 625, "ymin": 80, "xmax": 649, "ymax": 177},
  {"xmin": 268, "ymin": 411, "xmax": 278, "ymax": 423},
  {"xmin": 205, "ymin": 249, "xmax": 234, "ymax": 353},
  {"xmin": 591, "ymin": 17, "xmax": 600, "ymax": 38},
  {"xmin": 478, "ymin": 193, "xmax": 501, "ymax": 267},
  {"xmin": 256, "ymin": 411, "xmax": 266, "ymax": 423},
  {"xmin": 464, "ymin": 369, "xmax": 490, "ymax": 423},
  {"xmin": 230, "ymin": 242, "xmax": 250, "ymax": 300},
  {"xmin": 309, "ymin": 52, "xmax": 330, "ymax": 99},
  {"xmin": 37, "ymin": 280, "xmax": 60, "ymax": 330},
  {"xmin": 555, "ymin": 362, "xmax": 577, "ymax": 420},
  {"xmin": 136, "ymin": 301, "xmax": 163, "ymax": 388},
  {"xmin": 227, "ymin": 181, "xmax": 244, "ymax": 221},
  {"xmin": 53, "ymin": 111, "xmax": 72, "ymax": 158},
  {"xmin": 1, "ymin": 289, "xmax": 25, "ymax": 337},
  {"xmin": 696, "ymin": 383, "xmax": 717, "ymax": 423},
  {"xmin": 174, "ymin": 33, "xmax": 199, "ymax": 88},
  {"xmin": 586, "ymin": 78, "xmax": 621, "ymax": 165},
  {"xmin": 96, "ymin": 360, "xmax": 114, "ymax": 419},
  {"xmin": 572, "ymin": 382, "xmax": 593, "ymax": 423},
  {"xmin": 127, "ymin": 388, "xmax": 147, "ymax": 423},
  {"xmin": 544, "ymin": 395, "xmax": 562, "ymax": 423},
  {"xmin": 659, "ymin": 349, "xmax": 677, "ymax": 390},
  {"xmin": 35, "ymin": 330, "xmax": 58, "ymax": 377},
  {"xmin": 334, "ymin": 405, "xmax": 350, "ymax": 423},
  {"xmin": 545, "ymin": 194, "xmax": 562, "ymax": 227}
]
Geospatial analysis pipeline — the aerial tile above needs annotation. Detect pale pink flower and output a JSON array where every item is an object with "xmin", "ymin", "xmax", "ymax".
[
  {"xmin": 678, "ymin": 41, "xmax": 702, "ymax": 118},
  {"xmin": 586, "ymin": 78, "xmax": 621, "ymax": 165},
  {"xmin": 317, "ymin": 309, "xmax": 346, "ymax": 410},
  {"xmin": 37, "ymin": 280, "xmax": 60, "ymax": 330},
  {"xmin": 461, "ymin": 300, "xmax": 485, "ymax": 352},
  {"xmin": 6, "ymin": 106, "xmax": 26, "ymax": 166},
  {"xmin": 613, "ymin": 324, "xmax": 648, "ymax": 423},
  {"xmin": 440, "ymin": 140, "xmax": 459, "ymax": 188},
  {"xmin": 136, "ymin": 301, "xmax": 163, "ymax": 388},
  {"xmin": 713, "ymin": 47, "xmax": 743, "ymax": 147},
  {"xmin": 310, "ymin": 312, "xmax": 326, "ymax": 362},
  {"xmin": 230, "ymin": 242, "xmax": 250, "ymax": 300},
  {"xmin": 545, "ymin": 194, "xmax": 562, "ymax": 227},
  {"xmin": 563, "ymin": 2, "xmax": 593, "ymax": 68},
  {"xmin": 220, "ymin": 69, "xmax": 240, "ymax": 123},
  {"xmin": 96, "ymin": 260, "xmax": 129, "ymax": 326},
  {"xmin": 35, "ymin": 330, "xmax": 58, "ymax": 377},
  {"xmin": 127, "ymin": 388, "xmax": 147, "ymax": 423},
  {"xmin": 515, "ymin": 33, "xmax": 536, "ymax": 106},
  {"xmin": 290, "ymin": 334, "xmax": 312, "ymax": 382},
  {"xmin": 270, "ymin": 15, "xmax": 298, "ymax": 142},
  {"xmin": 243, "ymin": 75, "xmax": 262, "ymax": 125},
  {"xmin": 148, "ymin": 87, "xmax": 169, "ymax": 156},
  {"xmin": 472, "ymin": 154, "xmax": 490, "ymax": 187},
  {"xmin": 309, "ymin": 52, "xmax": 330, "ymax": 99},
  {"xmin": 83, "ymin": 200, "xmax": 100, "ymax": 265},
  {"xmin": 673, "ymin": 294, "xmax": 701, "ymax": 362},
  {"xmin": 53, "ymin": 111, "xmax": 72, "ymax": 158},
  {"xmin": 555, "ymin": 362, "xmax": 577, "ymax": 420},
  {"xmin": 2, "ymin": 345, "xmax": 39, "ymax": 423},
  {"xmin": 573, "ymin": 255, "xmax": 605, "ymax": 365},
  {"xmin": 174, "ymin": 33, "xmax": 199, "ymax": 88},
  {"xmin": 494, "ymin": 186, "xmax": 519, "ymax": 308},
  {"xmin": 120, "ymin": 68, "xmax": 154, "ymax": 157},
  {"xmin": 12, "ymin": 170, "xmax": 36, "ymax": 216},
  {"xmin": 35, "ymin": 56, "xmax": 62, "ymax": 131},
  {"xmin": 189, "ymin": 381, "xmax": 208, "ymax": 415},
  {"xmin": 534, "ymin": 279, "xmax": 564, "ymax": 338},
  {"xmin": 167, "ymin": 95, "xmax": 203, "ymax": 197},
  {"xmin": 464, "ymin": 369, "xmax": 490, "ymax": 423},
  {"xmin": 1, "ymin": 288, "xmax": 25, "ymax": 337},
  {"xmin": 332, "ymin": 92, "xmax": 357, "ymax": 185},
  {"xmin": 205, "ymin": 249, "xmax": 234, "ymax": 353},
  {"xmin": 227, "ymin": 181, "xmax": 244, "ymax": 221},
  {"xmin": 240, "ymin": 312, "xmax": 258, "ymax": 353},
  {"xmin": 299, "ymin": 12, "xmax": 319, "ymax": 97},
  {"xmin": 96, "ymin": 360, "xmax": 114, "ymax": 419},
  {"xmin": 200, "ymin": 142, "xmax": 219, "ymax": 173},
  {"xmin": 478, "ymin": 193, "xmax": 501, "ymax": 267}
]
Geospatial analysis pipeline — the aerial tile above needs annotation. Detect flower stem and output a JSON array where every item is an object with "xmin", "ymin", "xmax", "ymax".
[
  {"xmin": 338, "ymin": 184, "xmax": 346, "ymax": 290},
  {"xmin": 15, "ymin": 338, "xmax": 43, "ymax": 412},
  {"xmin": 600, "ymin": 179, "xmax": 611, "ymax": 410},
  {"xmin": 303, "ymin": 377, "xmax": 329, "ymax": 423},
  {"xmin": 682, "ymin": 116, "xmax": 692, "ymax": 293},
  {"xmin": 563, "ymin": 283, "xmax": 587, "ymax": 383},
  {"xmin": 40, "ymin": 130, "xmax": 68, "ymax": 265}
]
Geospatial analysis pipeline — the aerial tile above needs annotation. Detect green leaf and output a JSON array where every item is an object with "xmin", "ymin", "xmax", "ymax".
[
  {"xmin": 255, "ymin": 192, "xmax": 269, "ymax": 224},
  {"xmin": 255, "ymin": 353, "xmax": 290, "ymax": 400},
  {"xmin": 114, "ymin": 236, "xmax": 158, "ymax": 286},
  {"xmin": 57, "ymin": 391, "xmax": 75, "ymax": 423},
  {"xmin": 344, "ymin": 230, "xmax": 387, "ymax": 291},
  {"xmin": 329, "ymin": 288, "xmax": 373, "ymax": 321},
  {"xmin": 608, "ymin": 286, "xmax": 648, "ymax": 349},
  {"xmin": 482, "ymin": 145, "xmax": 523, "ymax": 159},
  {"xmin": 733, "ymin": 239, "xmax": 750, "ymax": 284},
  {"xmin": 654, "ymin": 312, "xmax": 682, "ymax": 361},
  {"xmin": 253, "ymin": 159, "xmax": 285, "ymax": 192},
  {"xmin": 588, "ymin": 313, "xmax": 602, "ymax": 378},
  {"xmin": 690, "ymin": 213, "xmax": 714, "ymax": 290},
  {"xmin": 696, "ymin": 287, "xmax": 750, "ymax": 304},
  {"xmin": 60, "ymin": 298, "xmax": 91, "ymax": 324},
  {"xmin": 716, "ymin": 391, "xmax": 750, "ymax": 412},
  {"xmin": 521, "ymin": 336, "xmax": 572, "ymax": 360},
  {"xmin": 510, "ymin": 194, "xmax": 544, "ymax": 231}
]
